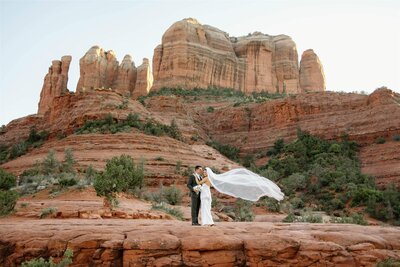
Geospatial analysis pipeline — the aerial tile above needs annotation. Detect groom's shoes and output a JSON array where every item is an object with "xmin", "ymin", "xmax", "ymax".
[{"xmin": 192, "ymin": 223, "xmax": 200, "ymax": 226}]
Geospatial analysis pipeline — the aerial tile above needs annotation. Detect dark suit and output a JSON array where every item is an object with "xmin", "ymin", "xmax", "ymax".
[{"xmin": 187, "ymin": 174, "xmax": 201, "ymax": 224}]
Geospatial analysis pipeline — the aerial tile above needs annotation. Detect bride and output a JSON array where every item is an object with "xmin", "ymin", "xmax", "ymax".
[{"xmin": 198, "ymin": 167, "xmax": 284, "ymax": 226}]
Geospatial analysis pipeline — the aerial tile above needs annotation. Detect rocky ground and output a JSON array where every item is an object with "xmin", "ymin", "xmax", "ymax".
[{"xmin": 1, "ymin": 218, "xmax": 399, "ymax": 267}]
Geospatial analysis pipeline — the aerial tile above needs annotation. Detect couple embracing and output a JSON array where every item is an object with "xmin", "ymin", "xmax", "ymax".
[
  {"xmin": 187, "ymin": 165, "xmax": 214, "ymax": 226},
  {"xmin": 187, "ymin": 165, "xmax": 286, "ymax": 226}
]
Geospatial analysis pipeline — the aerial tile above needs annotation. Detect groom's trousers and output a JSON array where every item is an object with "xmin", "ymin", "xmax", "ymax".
[{"xmin": 191, "ymin": 193, "xmax": 201, "ymax": 224}]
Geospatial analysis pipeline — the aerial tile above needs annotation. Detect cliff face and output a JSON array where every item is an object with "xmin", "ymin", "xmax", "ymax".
[{"xmin": 152, "ymin": 18, "xmax": 325, "ymax": 93}]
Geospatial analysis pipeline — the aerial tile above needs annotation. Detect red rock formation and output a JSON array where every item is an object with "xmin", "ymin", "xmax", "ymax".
[
  {"xmin": 300, "ymin": 49, "xmax": 326, "ymax": 92},
  {"xmin": 1, "ymin": 219, "xmax": 399, "ymax": 266},
  {"xmin": 132, "ymin": 58, "xmax": 153, "ymax": 98},
  {"xmin": 152, "ymin": 18, "xmax": 324, "ymax": 94},
  {"xmin": 38, "ymin": 56, "xmax": 72, "ymax": 115},
  {"xmin": 76, "ymin": 46, "xmax": 119, "ymax": 91},
  {"xmin": 113, "ymin": 55, "xmax": 137, "ymax": 96}
]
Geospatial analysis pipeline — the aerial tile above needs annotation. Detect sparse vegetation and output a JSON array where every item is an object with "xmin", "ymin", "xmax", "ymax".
[
  {"xmin": 76, "ymin": 113, "xmax": 183, "ymax": 141},
  {"xmin": 283, "ymin": 212, "xmax": 323, "ymax": 223},
  {"xmin": 206, "ymin": 140, "xmax": 240, "ymax": 161},
  {"xmin": 139, "ymin": 87, "xmax": 287, "ymax": 105},
  {"xmin": 376, "ymin": 258, "xmax": 400, "ymax": 267},
  {"xmin": 330, "ymin": 212, "xmax": 368, "ymax": 225},
  {"xmin": 0, "ymin": 168, "xmax": 18, "ymax": 216},
  {"xmin": 234, "ymin": 199, "xmax": 254, "ymax": 222},
  {"xmin": 40, "ymin": 207, "xmax": 57, "ymax": 219},
  {"xmin": 21, "ymin": 248, "xmax": 73, "ymax": 267},
  {"xmin": 152, "ymin": 202, "xmax": 184, "ymax": 220},
  {"xmin": 163, "ymin": 184, "xmax": 182, "ymax": 205},
  {"xmin": 392, "ymin": 135, "xmax": 400, "ymax": 142},
  {"xmin": 207, "ymin": 106, "xmax": 215, "ymax": 112},
  {"xmin": 376, "ymin": 137, "xmax": 386, "ymax": 144}
]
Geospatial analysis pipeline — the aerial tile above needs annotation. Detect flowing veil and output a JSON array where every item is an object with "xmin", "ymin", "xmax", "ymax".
[{"xmin": 206, "ymin": 167, "xmax": 284, "ymax": 201}]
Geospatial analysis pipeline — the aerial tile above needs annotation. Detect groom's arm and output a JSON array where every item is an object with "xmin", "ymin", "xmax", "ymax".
[{"xmin": 187, "ymin": 175, "xmax": 195, "ymax": 192}]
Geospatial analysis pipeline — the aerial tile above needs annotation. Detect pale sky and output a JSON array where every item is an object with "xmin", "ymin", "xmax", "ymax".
[{"xmin": 1, "ymin": 0, "xmax": 399, "ymax": 126}]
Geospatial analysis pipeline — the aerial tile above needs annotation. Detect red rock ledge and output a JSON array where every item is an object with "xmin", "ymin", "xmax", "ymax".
[{"xmin": 1, "ymin": 219, "xmax": 399, "ymax": 266}]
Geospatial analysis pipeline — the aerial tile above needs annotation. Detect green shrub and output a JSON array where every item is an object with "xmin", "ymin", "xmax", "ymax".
[
  {"xmin": 283, "ymin": 212, "xmax": 322, "ymax": 223},
  {"xmin": 234, "ymin": 199, "xmax": 254, "ymax": 221},
  {"xmin": 290, "ymin": 197, "xmax": 305, "ymax": 209},
  {"xmin": 39, "ymin": 207, "xmax": 57, "ymax": 219},
  {"xmin": 175, "ymin": 161, "xmax": 182, "ymax": 174},
  {"xmin": 393, "ymin": 135, "xmax": 400, "ymax": 142},
  {"xmin": 152, "ymin": 202, "xmax": 184, "ymax": 220},
  {"xmin": 376, "ymin": 258, "xmax": 400, "ymax": 267},
  {"xmin": 42, "ymin": 150, "xmax": 60, "ymax": 175},
  {"xmin": 330, "ymin": 212, "xmax": 368, "ymax": 225},
  {"xmin": 154, "ymin": 156, "xmax": 165, "ymax": 161},
  {"xmin": 94, "ymin": 155, "xmax": 144, "ymax": 200},
  {"xmin": 267, "ymin": 138, "xmax": 284, "ymax": 156},
  {"xmin": 376, "ymin": 137, "xmax": 386, "ymax": 144},
  {"xmin": 9, "ymin": 142, "xmax": 28, "ymax": 159},
  {"xmin": 206, "ymin": 140, "xmax": 240, "ymax": 161},
  {"xmin": 62, "ymin": 148, "xmax": 75, "ymax": 173},
  {"xmin": 163, "ymin": 185, "xmax": 182, "ymax": 205},
  {"xmin": 21, "ymin": 248, "xmax": 73, "ymax": 267},
  {"xmin": 59, "ymin": 178, "xmax": 77, "ymax": 188},
  {"xmin": 207, "ymin": 106, "xmax": 215, "ymax": 112},
  {"xmin": 84, "ymin": 165, "xmax": 97, "ymax": 185},
  {"xmin": 265, "ymin": 198, "xmax": 281, "ymax": 212},
  {"xmin": 281, "ymin": 173, "xmax": 306, "ymax": 194},
  {"xmin": 191, "ymin": 135, "xmax": 199, "ymax": 141},
  {"xmin": 0, "ymin": 190, "xmax": 18, "ymax": 216},
  {"xmin": 0, "ymin": 168, "xmax": 16, "ymax": 190}
]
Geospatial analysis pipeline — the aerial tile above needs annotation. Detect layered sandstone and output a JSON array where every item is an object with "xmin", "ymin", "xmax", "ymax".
[
  {"xmin": 1, "ymin": 219, "xmax": 399, "ymax": 266},
  {"xmin": 152, "ymin": 18, "xmax": 324, "ymax": 93},
  {"xmin": 76, "ymin": 46, "xmax": 119, "ymax": 91},
  {"xmin": 300, "ymin": 49, "xmax": 326, "ymax": 92},
  {"xmin": 38, "ymin": 56, "xmax": 72, "ymax": 115},
  {"xmin": 132, "ymin": 58, "xmax": 153, "ymax": 98},
  {"xmin": 113, "ymin": 55, "xmax": 137, "ymax": 96}
]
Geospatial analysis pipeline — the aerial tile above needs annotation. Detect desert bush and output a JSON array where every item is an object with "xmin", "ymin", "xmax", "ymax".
[
  {"xmin": 376, "ymin": 137, "xmax": 386, "ymax": 144},
  {"xmin": 42, "ymin": 150, "xmax": 60, "ymax": 174},
  {"xmin": 265, "ymin": 198, "xmax": 281, "ymax": 212},
  {"xmin": 21, "ymin": 248, "xmax": 73, "ymax": 267},
  {"xmin": 94, "ymin": 155, "xmax": 144, "ymax": 201},
  {"xmin": 207, "ymin": 106, "xmax": 215, "ymax": 112},
  {"xmin": 330, "ymin": 212, "xmax": 368, "ymax": 225},
  {"xmin": 152, "ymin": 202, "xmax": 184, "ymax": 220},
  {"xmin": 0, "ymin": 168, "xmax": 16, "ymax": 190},
  {"xmin": 62, "ymin": 148, "xmax": 75, "ymax": 173},
  {"xmin": 280, "ymin": 173, "xmax": 307, "ymax": 194},
  {"xmin": 84, "ymin": 165, "xmax": 97, "ymax": 185},
  {"xmin": 290, "ymin": 197, "xmax": 305, "ymax": 209},
  {"xmin": 175, "ymin": 161, "xmax": 182, "ymax": 174},
  {"xmin": 376, "ymin": 258, "xmax": 400, "ymax": 267},
  {"xmin": 234, "ymin": 199, "xmax": 254, "ymax": 221},
  {"xmin": 206, "ymin": 140, "xmax": 240, "ymax": 161},
  {"xmin": 393, "ymin": 135, "xmax": 400, "ymax": 142},
  {"xmin": 163, "ymin": 185, "xmax": 182, "ymax": 205},
  {"xmin": 0, "ymin": 190, "xmax": 18, "ymax": 216},
  {"xmin": 283, "ymin": 212, "xmax": 322, "ymax": 223},
  {"xmin": 40, "ymin": 207, "xmax": 57, "ymax": 219},
  {"xmin": 59, "ymin": 177, "xmax": 77, "ymax": 188},
  {"xmin": 154, "ymin": 156, "xmax": 165, "ymax": 161},
  {"xmin": 267, "ymin": 138, "xmax": 284, "ymax": 156}
]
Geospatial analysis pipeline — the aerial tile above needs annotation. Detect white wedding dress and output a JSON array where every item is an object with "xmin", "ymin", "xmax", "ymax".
[{"xmin": 200, "ymin": 183, "xmax": 214, "ymax": 226}]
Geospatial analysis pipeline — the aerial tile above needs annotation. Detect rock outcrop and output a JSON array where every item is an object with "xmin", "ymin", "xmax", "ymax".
[
  {"xmin": 113, "ymin": 55, "xmax": 137, "ymax": 96},
  {"xmin": 152, "ymin": 18, "xmax": 325, "ymax": 94},
  {"xmin": 37, "ymin": 56, "xmax": 72, "ymax": 115},
  {"xmin": 76, "ymin": 46, "xmax": 119, "ymax": 91},
  {"xmin": 300, "ymin": 49, "xmax": 326, "ymax": 92},
  {"xmin": 1, "ymin": 219, "xmax": 399, "ymax": 266},
  {"xmin": 132, "ymin": 58, "xmax": 153, "ymax": 98}
]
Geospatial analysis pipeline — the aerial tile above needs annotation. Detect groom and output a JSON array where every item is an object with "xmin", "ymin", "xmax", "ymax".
[{"xmin": 187, "ymin": 165, "xmax": 203, "ymax": 225}]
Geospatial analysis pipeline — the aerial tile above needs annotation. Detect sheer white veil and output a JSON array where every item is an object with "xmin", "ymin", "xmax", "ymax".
[{"xmin": 206, "ymin": 167, "xmax": 284, "ymax": 202}]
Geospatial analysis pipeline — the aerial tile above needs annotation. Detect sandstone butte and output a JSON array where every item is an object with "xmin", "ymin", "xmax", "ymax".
[
  {"xmin": 1, "ymin": 18, "xmax": 400, "ymax": 267},
  {"xmin": 152, "ymin": 18, "xmax": 325, "ymax": 94}
]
